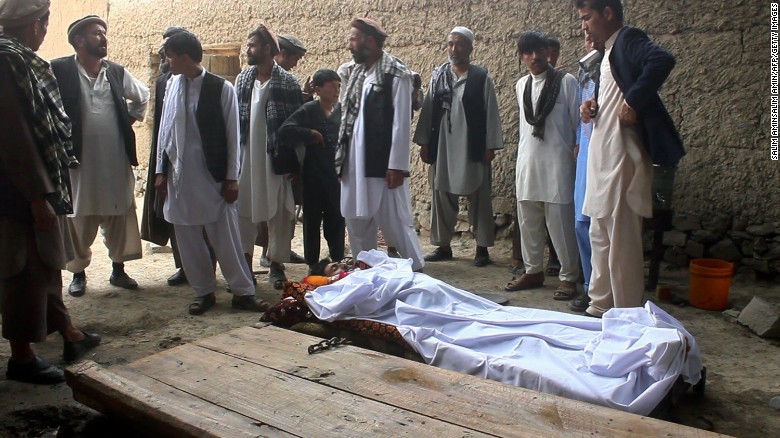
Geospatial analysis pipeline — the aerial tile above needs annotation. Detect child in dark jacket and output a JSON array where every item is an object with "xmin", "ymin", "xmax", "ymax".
[{"xmin": 280, "ymin": 69, "xmax": 345, "ymax": 274}]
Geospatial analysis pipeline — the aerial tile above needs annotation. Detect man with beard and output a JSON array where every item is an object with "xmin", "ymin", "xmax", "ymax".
[
  {"xmin": 140, "ymin": 26, "xmax": 196, "ymax": 287},
  {"xmin": 235, "ymin": 24, "xmax": 303, "ymax": 289},
  {"xmin": 338, "ymin": 17, "xmax": 424, "ymax": 272},
  {"xmin": 576, "ymin": 0, "xmax": 684, "ymax": 317},
  {"xmin": 413, "ymin": 27, "xmax": 502, "ymax": 267},
  {"xmin": 154, "ymin": 31, "xmax": 267, "ymax": 315},
  {"xmin": 51, "ymin": 15, "xmax": 149, "ymax": 297},
  {"xmin": 0, "ymin": 0, "xmax": 100, "ymax": 384},
  {"xmin": 506, "ymin": 31, "xmax": 580, "ymax": 301}
]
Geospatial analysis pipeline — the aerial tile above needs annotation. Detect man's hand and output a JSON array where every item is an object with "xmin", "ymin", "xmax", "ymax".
[
  {"xmin": 155, "ymin": 174, "xmax": 167, "ymax": 197},
  {"xmin": 303, "ymin": 75, "xmax": 314, "ymax": 95},
  {"xmin": 221, "ymin": 179, "xmax": 239, "ymax": 203},
  {"xmin": 311, "ymin": 129, "xmax": 324, "ymax": 146},
  {"xmin": 581, "ymin": 99, "xmax": 598, "ymax": 123},
  {"xmin": 30, "ymin": 198, "xmax": 56, "ymax": 231},
  {"xmin": 420, "ymin": 144, "xmax": 432, "ymax": 164},
  {"xmin": 573, "ymin": 145, "xmax": 580, "ymax": 161},
  {"xmin": 386, "ymin": 169, "xmax": 403, "ymax": 189},
  {"xmin": 483, "ymin": 148, "xmax": 496, "ymax": 165},
  {"xmin": 619, "ymin": 101, "xmax": 637, "ymax": 126}
]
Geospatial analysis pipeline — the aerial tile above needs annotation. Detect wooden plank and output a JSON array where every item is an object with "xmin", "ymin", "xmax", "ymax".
[
  {"xmin": 123, "ymin": 343, "xmax": 494, "ymax": 438},
  {"xmin": 65, "ymin": 361, "xmax": 295, "ymax": 438},
  {"xmin": 192, "ymin": 326, "xmax": 726, "ymax": 438}
]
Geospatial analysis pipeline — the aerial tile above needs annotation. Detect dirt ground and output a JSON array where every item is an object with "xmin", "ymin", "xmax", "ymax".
[{"xmin": 1, "ymin": 204, "xmax": 779, "ymax": 437}]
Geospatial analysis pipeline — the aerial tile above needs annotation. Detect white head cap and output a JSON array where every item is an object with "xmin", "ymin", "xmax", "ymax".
[{"xmin": 449, "ymin": 26, "xmax": 474, "ymax": 44}]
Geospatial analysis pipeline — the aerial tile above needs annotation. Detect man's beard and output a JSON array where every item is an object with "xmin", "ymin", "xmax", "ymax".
[
  {"xmin": 85, "ymin": 42, "xmax": 107, "ymax": 58},
  {"xmin": 159, "ymin": 61, "xmax": 170, "ymax": 74},
  {"xmin": 351, "ymin": 48, "xmax": 368, "ymax": 64},
  {"xmin": 448, "ymin": 54, "xmax": 469, "ymax": 66}
]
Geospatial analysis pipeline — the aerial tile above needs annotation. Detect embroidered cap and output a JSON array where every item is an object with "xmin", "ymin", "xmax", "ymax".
[
  {"xmin": 67, "ymin": 15, "xmax": 107, "ymax": 45},
  {"xmin": 450, "ymin": 26, "xmax": 474, "ymax": 44}
]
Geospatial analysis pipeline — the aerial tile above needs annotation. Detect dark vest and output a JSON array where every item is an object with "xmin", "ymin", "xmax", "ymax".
[
  {"xmin": 195, "ymin": 72, "xmax": 229, "ymax": 182},
  {"xmin": 51, "ymin": 56, "xmax": 138, "ymax": 166},
  {"xmin": 362, "ymin": 73, "xmax": 396, "ymax": 178},
  {"xmin": 428, "ymin": 65, "xmax": 488, "ymax": 163}
]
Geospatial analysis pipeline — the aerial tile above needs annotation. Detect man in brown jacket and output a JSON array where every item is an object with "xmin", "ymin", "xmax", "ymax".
[{"xmin": 0, "ymin": 0, "xmax": 100, "ymax": 384}]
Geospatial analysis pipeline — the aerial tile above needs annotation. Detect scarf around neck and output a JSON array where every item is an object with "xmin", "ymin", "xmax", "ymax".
[
  {"xmin": 0, "ymin": 36, "xmax": 76, "ymax": 214},
  {"xmin": 523, "ymin": 65, "xmax": 565, "ymax": 140},
  {"xmin": 336, "ymin": 51, "xmax": 411, "ymax": 174}
]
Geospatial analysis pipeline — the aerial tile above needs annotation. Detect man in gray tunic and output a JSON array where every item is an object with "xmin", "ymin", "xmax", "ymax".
[{"xmin": 414, "ymin": 26, "xmax": 503, "ymax": 266}]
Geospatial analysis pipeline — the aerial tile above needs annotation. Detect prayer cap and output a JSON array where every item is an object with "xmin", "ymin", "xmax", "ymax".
[
  {"xmin": 0, "ymin": 0, "xmax": 50, "ymax": 28},
  {"xmin": 450, "ymin": 26, "xmax": 474, "ymax": 44},
  {"xmin": 163, "ymin": 26, "xmax": 188, "ymax": 39},
  {"xmin": 350, "ymin": 17, "xmax": 387, "ymax": 40},
  {"xmin": 278, "ymin": 34, "xmax": 307, "ymax": 54},
  {"xmin": 67, "ymin": 15, "xmax": 107, "ymax": 45}
]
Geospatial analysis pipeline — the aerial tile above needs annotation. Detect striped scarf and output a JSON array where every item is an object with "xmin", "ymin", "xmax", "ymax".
[
  {"xmin": 336, "ymin": 52, "xmax": 411, "ymax": 174},
  {"xmin": 0, "ymin": 36, "xmax": 75, "ymax": 214},
  {"xmin": 236, "ymin": 62, "xmax": 303, "ymax": 156}
]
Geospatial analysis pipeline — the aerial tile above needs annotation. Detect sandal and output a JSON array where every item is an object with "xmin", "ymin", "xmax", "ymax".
[
  {"xmin": 188, "ymin": 293, "xmax": 216, "ymax": 315},
  {"xmin": 268, "ymin": 268, "xmax": 288, "ymax": 290},
  {"xmin": 553, "ymin": 281, "xmax": 577, "ymax": 301},
  {"xmin": 504, "ymin": 272, "xmax": 544, "ymax": 291},
  {"xmin": 545, "ymin": 259, "xmax": 561, "ymax": 276}
]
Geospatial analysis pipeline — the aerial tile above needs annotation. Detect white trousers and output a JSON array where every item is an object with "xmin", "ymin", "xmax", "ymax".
[
  {"xmin": 66, "ymin": 209, "xmax": 142, "ymax": 273},
  {"xmin": 517, "ymin": 200, "xmax": 579, "ymax": 282},
  {"xmin": 586, "ymin": 197, "xmax": 645, "ymax": 317},
  {"xmin": 175, "ymin": 204, "xmax": 254, "ymax": 298},
  {"xmin": 345, "ymin": 183, "xmax": 424, "ymax": 271},
  {"xmin": 238, "ymin": 208, "xmax": 294, "ymax": 265}
]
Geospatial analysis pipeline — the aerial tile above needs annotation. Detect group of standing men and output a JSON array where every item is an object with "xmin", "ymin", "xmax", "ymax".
[{"xmin": 0, "ymin": 0, "xmax": 684, "ymax": 384}]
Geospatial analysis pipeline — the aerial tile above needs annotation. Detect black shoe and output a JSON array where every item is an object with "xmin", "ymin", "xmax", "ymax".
[
  {"xmin": 424, "ymin": 247, "xmax": 453, "ymax": 262},
  {"xmin": 167, "ymin": 268, "xmax": 187, "ymax": 286},
  {"xmin": 63, "ymin": 331, "xmax": 101, "ymax": 363},
  {"xmin": 109, "ymin": 272, "xmax": 138, "ymax": 290},
  {"xmin": 232, "ymin": 295, "xmax": 270, "ymax": 312},
  {"xmin": 582, "ymin": 310, "xmax": 601, "ymax": 318},
  {"xmin": 6, "ymin": 356, "xmax": 65, "ymax": 384},
  {"xmin": 569, "ymin": 294, "xmax": 590, "ymax": 312},
  {"xmin": 68, "ymin": 272, "xmax": 87, "ymax": 297},
  {"xmin": 473, "ymin": 250, "xmax": 491, "ymax": 267},
  {"xmin": 289, "ymin": 251, "xmax": 306, "ymax": 264}
]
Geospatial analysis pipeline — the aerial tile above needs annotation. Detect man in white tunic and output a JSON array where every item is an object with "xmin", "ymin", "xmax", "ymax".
[
  {"xmin": 413, "ymin": 27, "xmax": 503, "ymax": 267},
  {"xmin": 51, "ymin": 16, "xmax": 148, "ymax": 297},
  {"xmin": 235, "ymin": 25, "xmax": 303, "ymax": 290},
  {"xmin": 506, "ymin": 31, "xmax": 580, "ymax": 300},
  {"xmin": 155, "ymin": 31, "xmax": 268, "ymax": 315},
  {"xmin": 577, "ymin": 0, "xmax": 684, "ymax": 317},
  {"xmin": 338, "ymin": 18, "xmax": 424, "ymax": 272}
]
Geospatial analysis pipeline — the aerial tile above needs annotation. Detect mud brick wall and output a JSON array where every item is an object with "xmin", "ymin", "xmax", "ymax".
[{"xmin": 47, "ymin": 0, "xmax": 776, "ymax": 272}]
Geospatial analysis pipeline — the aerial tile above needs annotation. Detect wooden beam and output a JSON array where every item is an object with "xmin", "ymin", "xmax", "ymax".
[
  {"xmin": 66, "ymin": 361, "xmax": 295, "ymax": 438},
  {"xmin": 189, "ymin": 326, "xmax": 726, "ymax": 438},
  {"xmin": 123, "ymin": 343, "xmax": 496, "ymax": 437}
]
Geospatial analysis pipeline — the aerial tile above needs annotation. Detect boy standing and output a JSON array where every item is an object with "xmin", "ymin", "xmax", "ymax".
[{"xmin": 280, "ymin": 69, "xmax": 345, "ymax": 273}]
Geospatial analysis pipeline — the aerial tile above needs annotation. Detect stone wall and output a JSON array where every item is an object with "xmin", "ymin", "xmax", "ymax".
[{"xmin": 55, "ymin": 0, "xmax": 777, "ymax": 273}]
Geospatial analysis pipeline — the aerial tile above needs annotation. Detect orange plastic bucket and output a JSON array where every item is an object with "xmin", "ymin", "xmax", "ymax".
[{"xmin": 689, "ymin": 258, "xmax": 734, "ymax": 310}]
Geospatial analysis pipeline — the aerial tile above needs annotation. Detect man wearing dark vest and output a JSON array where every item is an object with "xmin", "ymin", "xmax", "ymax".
[
  {"xmin": 154, "ymin": 31, "xmax": 267, "ymax": 315},
  {"xmin": 413, "ymin": 26, "xmax": 503, "ymax": 267},
  {"xmin": 51, "ymin": 15, "xmax": 148, "ymax": 297},
  {"xmin": 140, "ymin": 26, "xmax": 195, "ymax": 287},
  {"xmin": 235, "ymin": 24, "xmax": 303, "ymax": 290},
  {"xmin": 338, "ymin": 17, "xmax": 424, "ymax": 272}
]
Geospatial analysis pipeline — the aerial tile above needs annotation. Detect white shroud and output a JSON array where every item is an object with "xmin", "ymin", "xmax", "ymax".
[{"xmin": 305, "ymin": 250, "xmax": 703, "ymax": 415}]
